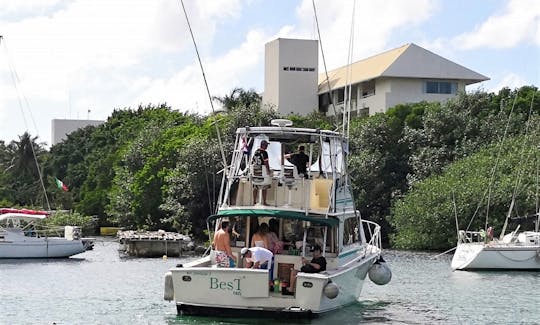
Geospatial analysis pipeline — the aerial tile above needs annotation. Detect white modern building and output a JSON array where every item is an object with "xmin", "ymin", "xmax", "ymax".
[
  {"xmin": 51, "ymin": 119, "xmax": 104, "ymax": 145},
  {"xmin": 263, "ymin": 38, "xmax": 319, "ymax": 115},
  {"xmin": 264, "ymin": 39, "xmax": 489, "ymax": 117}
]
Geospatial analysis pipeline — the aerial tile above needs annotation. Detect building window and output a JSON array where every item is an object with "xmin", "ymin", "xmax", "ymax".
[
  {"xmin": 425, "ymin": 81, "xmax": 457, "ymax": 94},
  {"xmin": 318, "ymin": 93, "xmax": 331, "ymax": 113},
  {"xmin": 336, "ymin": 88, "xmax": 345, "ymax": 103},
  {"xmin": 361, "ymin": 80, "xmax": 375, "ymax": 97},
  {"xmin": 343, "ymin": 216, "xmax": 359, "ymax": 246},
  {"xmin": 359, "ymin": 107, "xmax": 369, "ymax": 117}
]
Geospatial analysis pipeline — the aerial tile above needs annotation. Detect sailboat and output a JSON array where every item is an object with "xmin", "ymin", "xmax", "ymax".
[
  {"xmin": 451, "ymin": 218, "xmax": 540, "ymax": 270},
  {"xmin": 451, "ymin": 95, "xmax": 540, "ymax": 270},
  {"xmin": 0, "ymin": 36, "xmax": 95, "ymax": 258},
  {"xmin": 0, "ymin": 208, "xmax": 94, "ymax": 258}
]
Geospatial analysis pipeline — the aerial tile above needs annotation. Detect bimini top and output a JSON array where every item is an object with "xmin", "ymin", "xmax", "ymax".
[
  {"xmin": 0, "ymin": 208, "xmax": 49, "ymax": 222},
  {"xmin": 236, "ymin": 126, "xmax": 342, "ymax": 142},
  {"xmin": 208, "ymin": 209, "xmax": 339, "ymax": 227},
  {"xmin": 0, "ymin": 213, "xmax": 49, "ymax": 222}
]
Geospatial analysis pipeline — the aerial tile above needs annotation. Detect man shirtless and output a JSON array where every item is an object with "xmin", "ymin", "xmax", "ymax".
[{"xmin": 213, "ymin": 221, "xmax": 237, "ymax": 267}]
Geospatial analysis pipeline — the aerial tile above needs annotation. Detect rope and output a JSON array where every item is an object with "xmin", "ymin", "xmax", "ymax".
[
  {"xmin": 499, "ymin": 92, "xmax": 537, "ymax": 238},
  {"xmin": 466, "ymin": 93, "xmax": 519, "ymax": 232},
  {"xmin": 311, "ymin": 0, "xmax": 339, "ymax": 127},
  {"xmin": 1, "ymin": 35, "xmax": 51, "ymax": 210},
  {"xmin": 495, "ymin": 249, "xmax": 538, "ymax": 262},
  {"xmin": 343, "ymin": 0, "xmax": 357, "ymax": 139}
]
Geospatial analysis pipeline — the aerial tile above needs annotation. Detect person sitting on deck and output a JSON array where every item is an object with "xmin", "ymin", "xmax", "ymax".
[
  {"xmin": 284, "ymin": 244, "xmax": 326, "ymax": 295},
  {"xmin": 213, "ymin": 221, "xmax": 236, "ymax": 267},
  {"xmin": 284, "ymin": 145, "xmax": 310, "ymax": 179},
  {"xmin": 240, "ymin": 246, "xmax": 273, "ymax": 269}
]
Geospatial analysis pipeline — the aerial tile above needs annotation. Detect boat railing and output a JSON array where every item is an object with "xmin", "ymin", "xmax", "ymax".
[
  {"xmin": 226, "ymin": 173, "xmax": 336, "ymax": 213},
  {"xmin": 458, "ymin": 230, "xmax": 486, "ymax": 244},
  {"xmin": 362, "ymin": 219, "xmax": 382, "ymax": 253},
  {"xmin": 22, "ymin": 225, "xmax": 66, "ymax": 238}
]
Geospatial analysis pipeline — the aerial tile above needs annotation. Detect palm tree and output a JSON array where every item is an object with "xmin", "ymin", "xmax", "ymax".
[
  {"xmin": 4, "ymin": 132, "xmax": 48, "ymax": 206},
  {"xmin": 212, "ymin": 88, "xmax": 262, "ymax": 112}
]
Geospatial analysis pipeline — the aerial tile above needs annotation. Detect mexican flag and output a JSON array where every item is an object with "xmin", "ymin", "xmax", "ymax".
[{"xmin": 55, "ymin": 178, "xmax": 69, "ymax": 192}]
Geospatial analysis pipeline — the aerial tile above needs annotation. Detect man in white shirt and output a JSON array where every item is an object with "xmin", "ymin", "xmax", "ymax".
[{"xmin": 241, "ymin": 246, "xmax": 273, "ymax": 269}]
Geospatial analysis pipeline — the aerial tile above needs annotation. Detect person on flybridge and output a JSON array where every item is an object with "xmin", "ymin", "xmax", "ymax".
[
  {"xmin": 251, "ymin": 140, "xmax": 271, "ymax": 205},
  {"xmin": 285, "ymin": 145, "xmax": 309, "ymax": 178}
]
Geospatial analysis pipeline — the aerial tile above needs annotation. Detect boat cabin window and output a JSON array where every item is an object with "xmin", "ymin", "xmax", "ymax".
[
  {"xmin": 228, "ymin": 216, "xmax": 247, "ymax": 248},
  {"xmin": 343, "ymin": 216, "xmax": 359, "ymax": 246}
]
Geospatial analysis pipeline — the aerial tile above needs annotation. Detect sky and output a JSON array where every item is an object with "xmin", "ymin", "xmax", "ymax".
[{"xmin": 1, "ymin": 0, "xmax": 539, "ymax": 147}]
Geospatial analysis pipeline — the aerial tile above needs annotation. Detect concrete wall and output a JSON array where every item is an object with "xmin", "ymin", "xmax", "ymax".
[
  {"xmin": 263, "ymin": 38, "xmax": 318, "ymax": 116},
  {"xmin": 51, "ymin": 119, "xmax": 104, "ymax": 145},
  {"xmin": 385, "ymin": 78, "xmax": 459, "ymax": 109}
]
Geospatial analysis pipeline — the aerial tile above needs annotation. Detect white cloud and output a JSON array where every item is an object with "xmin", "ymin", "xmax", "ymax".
[
  {"xmin": 292, "ymin": 0, "xmax": 437, "ymax": 69},
  {"xmin": 488, "ymin": 72, "xmax": 529, "ymax": 92},
  {"xmin": 134, "ymin": 28, "xmax": 269, "ymax": 114},
  {"xmin": 0, "ymin": 0, "xmax": 63, "ymax": 15},
  {"xmin": 452, "ymin": 0, "xmax": 540, "ymax": 50}
]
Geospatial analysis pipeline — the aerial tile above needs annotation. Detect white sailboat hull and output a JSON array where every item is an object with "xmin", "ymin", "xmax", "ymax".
[
  {"xmin": 0, "ymin": 229, "xmax": 87, "ymax": 258},
  {"xmin": 451, "ymin": 242, "xmax": 540, "ymax": 270}
]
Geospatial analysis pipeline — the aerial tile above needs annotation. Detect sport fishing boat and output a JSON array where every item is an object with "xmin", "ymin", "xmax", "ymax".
[
  {"xmin": 0, "ymin": 208, "xmax": 94, "ymax": 258},
  {"xmin": 164, "ymin": 120, "xmax": 391, "ymax": 317}
]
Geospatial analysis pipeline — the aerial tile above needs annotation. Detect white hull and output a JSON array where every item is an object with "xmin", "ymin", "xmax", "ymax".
[
  {"xmin": 452, "ymin": 242, "xmax": 540, "ymax": 270},
  {"xmin": 0, "ymin": 229, "xmax": 87, "ymax": 258},
  {"xmin": 169, "ymin": 246, "xmax": 379, "ymax": 316}
]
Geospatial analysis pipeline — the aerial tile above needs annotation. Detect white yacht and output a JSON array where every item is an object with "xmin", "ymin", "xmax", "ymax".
[
  {"xmin": 0, "ymin": 208, "xmax": 94, "ymax": 258},
  {"xmin": 164, "ymin": 120, "xmax": 391, "ymax": 317}
]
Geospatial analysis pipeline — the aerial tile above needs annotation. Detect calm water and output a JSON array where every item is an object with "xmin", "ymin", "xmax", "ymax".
[{"xmin": 1, "ymin": 239, "xmax": 538, "ymax": 325}]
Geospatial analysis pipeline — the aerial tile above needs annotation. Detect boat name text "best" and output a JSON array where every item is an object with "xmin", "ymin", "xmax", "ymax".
[{"xmin": 210, "ymin": 277, "xmax": 241, "ymax": 295}]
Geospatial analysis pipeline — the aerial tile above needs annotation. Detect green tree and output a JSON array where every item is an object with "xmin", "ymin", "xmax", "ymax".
[
  {"xmin": 213, "ymin": 88, "xmax": 261, "ymax": 112},
  {"xmin": 2, "ymin": 133, "xmax": 48, "ymax": 207},
  {"xmin": 391, "ymin": 132, "xmax": 540, "ymax": 250}
]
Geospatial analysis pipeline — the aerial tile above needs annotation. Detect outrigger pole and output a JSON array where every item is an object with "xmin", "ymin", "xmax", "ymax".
[{"xmin": 178, "ymin": 0, "xmax": 227, "ymax": 171}]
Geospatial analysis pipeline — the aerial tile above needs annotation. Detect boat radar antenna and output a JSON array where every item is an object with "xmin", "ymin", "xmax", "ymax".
[{"xmin": 271, "ymin": 119, "xmax": 293, "ymax": 127}]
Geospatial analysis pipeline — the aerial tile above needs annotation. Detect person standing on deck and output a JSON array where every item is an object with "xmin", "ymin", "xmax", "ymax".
[
  {"xmin": 213, "ymin": 221, "xmax": 236, "ymax": 267},
  {"xmin": 252, "ymin": 140, "xmax": 271, "ymax": 205},
  {"xmin": 251, "ymin": 222, "xmax": 270, "ymax": 249}
]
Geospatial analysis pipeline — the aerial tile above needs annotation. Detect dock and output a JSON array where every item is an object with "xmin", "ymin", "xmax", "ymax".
[{"xmin": 118, "ymin": 230, "xmax": 193, "ymax": 257}]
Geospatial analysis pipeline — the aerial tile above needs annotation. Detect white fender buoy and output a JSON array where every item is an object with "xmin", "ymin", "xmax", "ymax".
[
  {"xmin": 368, "ymin": 257, "xmax": 392, "ymax": 285},
  {"xmin": 323, "ymin": 281, "xmax": 339, "ymax": 299},
  {"xmin": 164, "ymin": 271, "xmax": 174, "ymax": 301}
]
